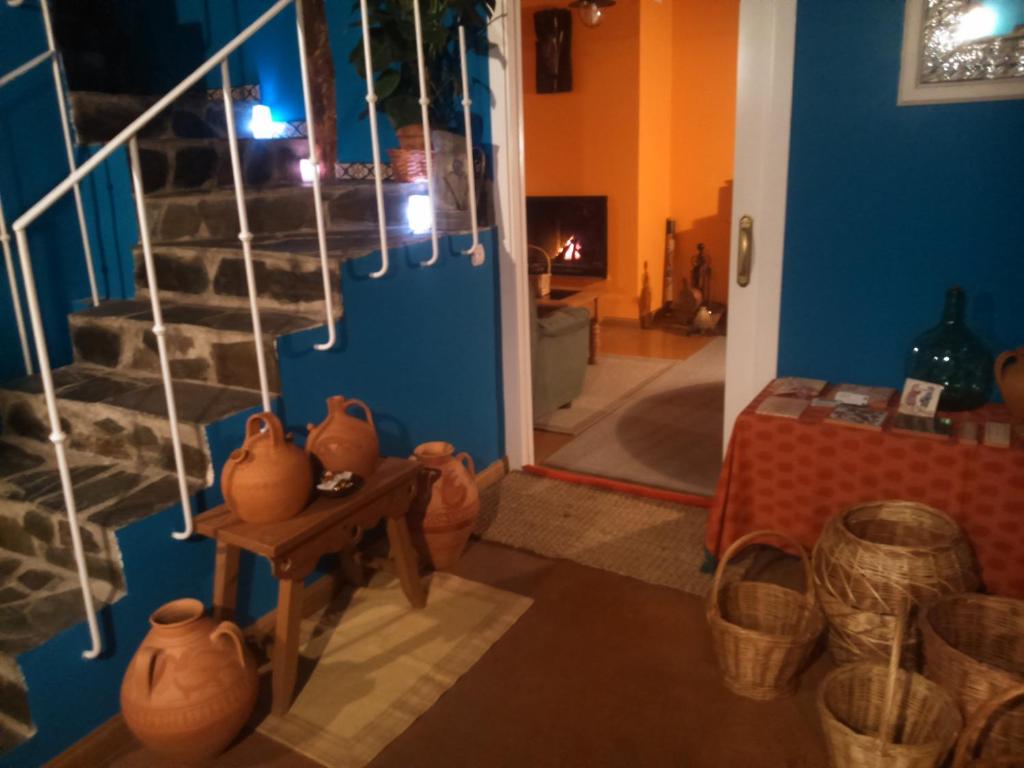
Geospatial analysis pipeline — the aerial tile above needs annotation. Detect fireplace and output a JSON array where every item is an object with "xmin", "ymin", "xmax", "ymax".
[{"xmin": 526, "ymin": 196, "xmax": 608, "ymax": 279}]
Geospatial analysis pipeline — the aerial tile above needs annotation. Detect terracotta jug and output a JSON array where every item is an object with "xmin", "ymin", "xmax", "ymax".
[
  {"xmin": 306, "ymin": 395, "xmax": 380, "ymax": 478},
  {"xmin": 221, "ymin": 411, "xmax": 312, "ymax": 523},
  {"xmin": 120, "ymin": 599, "xmax": 258, "ymax": 763},
  {"xmin": 410, "ymin": 441, "xmax": 479, "ymax": 570},
  {"xmin": 995, "ymin": 348, "xmax": 1024, "ymax": 428}
]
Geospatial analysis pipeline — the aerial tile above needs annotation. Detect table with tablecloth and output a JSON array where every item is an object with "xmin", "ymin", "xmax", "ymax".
[{"xmin": 705, "ymin": 383, "xmax": 1024, "ymax": 598}]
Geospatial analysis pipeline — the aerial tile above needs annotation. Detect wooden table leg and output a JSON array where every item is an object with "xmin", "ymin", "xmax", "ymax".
[
  {"xmin": 272, "ymin": 578, "xmax": 304, "ymax": 715},
  {"xmin": 387, "ymin": 516, "xmax": 426, "ymax": 609},
  {"xmin": 212, "ymin": 542, "xmax": 240, "ymax": 621}
]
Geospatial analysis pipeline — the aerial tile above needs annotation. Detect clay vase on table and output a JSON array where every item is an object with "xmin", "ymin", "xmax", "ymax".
[
  {"xmin": 409, "ymin": 441, "xmax": 479, "ymax": 570},
  {"xmin": 120, "ymin": 599, "xmax": 258, "ymax": 763},
  {"xmin": 305, "ymin": 395, "xmax": 380, "ymax": 479},
  {"xmin": 995, "ymin": 348, "xmax": 1024, "ymax": 431},
  {"xmin": 221, "ymin": 412, "xmax": 312, "ymax": 524}
]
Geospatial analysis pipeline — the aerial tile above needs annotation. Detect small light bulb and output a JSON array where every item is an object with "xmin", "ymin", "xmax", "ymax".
[
  {"xmin": 299, "ymin": 158, "xmax": 316, "ymax": 184},
  {"xmin": 578, "ymin": 3, "xmax": 602, "ymax": 27},
  {"xmin": 249, "ymin": 104, "xmax": 285, "ymax": 139},
  {"xmin": 407, "ymin": 195, "xmax": 433, "ymax": 234}
]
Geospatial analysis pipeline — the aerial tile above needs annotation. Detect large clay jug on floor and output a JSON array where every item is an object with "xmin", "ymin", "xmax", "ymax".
[
  {"xmin": 221, "ymin": 411, "xmax": 312, "ymax": 523},
  {"xmin": 995, "ymin": 348, "xmax": 1024, "ymax": 430},
  {"xmin": 306, "ymin": 395, "xmax": 380, "ymax": 478},
  {"xmin": 121, "ymin": 599, "xmax": 258, "ymax": 763},
  {"xmin": 410, "ymin": 441, "xmax": 480, "ymax": 570}
]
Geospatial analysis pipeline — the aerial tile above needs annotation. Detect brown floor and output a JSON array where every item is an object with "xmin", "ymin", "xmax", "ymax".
[
  {"xmin": 92, "ymin": 540, "xmax": 831, "ymax": 768},
  {"xmin": 598, "ymin": 319, "xmax": 717, "ymax": 361}
]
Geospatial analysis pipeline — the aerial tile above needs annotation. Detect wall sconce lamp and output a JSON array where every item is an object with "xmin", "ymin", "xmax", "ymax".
[{"xmin": 568, "ymin": 0, "xmax": 615, "ymax": 28}]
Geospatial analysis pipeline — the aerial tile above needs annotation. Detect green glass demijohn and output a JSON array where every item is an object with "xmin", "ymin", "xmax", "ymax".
[{"xmin": 905, "ymin": 286, "xmax": 994, "ymax": 411}]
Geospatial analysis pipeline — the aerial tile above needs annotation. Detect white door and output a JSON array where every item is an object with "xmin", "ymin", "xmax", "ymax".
[
  {"xmin": 722, "ymin": 0, "xmax": 798, "ymax": 446},
  {"xmin": 489, "ymin": 0, "xmax": 799, "ymax": 467}
]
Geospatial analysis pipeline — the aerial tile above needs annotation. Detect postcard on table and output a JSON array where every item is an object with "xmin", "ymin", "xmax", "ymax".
[
  {"xmin": 756, "ymin": 396, "xmax": 810, "ymax": 420},
  {"xmin": 826, "ymin": 404, "xmax": 888, "ymax": 431},
  {"xmin": 830, "ymin": 384, "xmax": 897, "ymax": 409},
  {"xmin": 767, "ymin": 377, "xmax": 827, "ymax": 399},
  {"xmin": 898, "ymin": 378, "xmax": 944, "ymax": 418}
]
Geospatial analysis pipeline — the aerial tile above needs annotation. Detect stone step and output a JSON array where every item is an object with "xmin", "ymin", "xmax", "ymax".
[
  {"xmin": 0, "ymin": 364, "xmax": 263, "ymax": 483},
  {"xmin": 132, "ymin": 231, "xmax": 435, "ymax": 316},
  {"xmin": 0, "ymin": 649, "xmax": 32, "ymax": 751},
  {"xmin": 69, "ymin": 90, "xmax": 255, "ymax": 146},
  {"xmin": 137, "ymin": 137, "xmax": 311, "ymax": 195},
  {"xmin": 68, "ymin": 299, "xmax": 320, "ymax": 391},
  {"xmin": 144, "ymin": 179, "xmax": 426, "ymax": 243}
]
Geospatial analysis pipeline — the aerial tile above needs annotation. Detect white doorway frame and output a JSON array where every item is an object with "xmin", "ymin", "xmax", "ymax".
[{"xmin": 488, "ymin": 0, "xmax": 798, "ymax": 468}]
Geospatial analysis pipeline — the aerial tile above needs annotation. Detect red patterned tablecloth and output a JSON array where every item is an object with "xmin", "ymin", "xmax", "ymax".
[{"xmin": 706, "ymin": 384, "xmax": 1024, "ymax": 598}]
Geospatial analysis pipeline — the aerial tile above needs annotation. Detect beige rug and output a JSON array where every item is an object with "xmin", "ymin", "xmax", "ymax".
[
  {"xmin": 546, "ymin": 338, "xmax": 726, "ymax": 495},
  {"xmin": 258, "ymin": 572, "xmax": 532, "ymax": 767},
  {"xmin": 476, "ymin": 471, "xmax": 723, "ymax": 597},
  {"xmin": 534, "ymin": 354, "xmax": 675, "ymax": 435}
]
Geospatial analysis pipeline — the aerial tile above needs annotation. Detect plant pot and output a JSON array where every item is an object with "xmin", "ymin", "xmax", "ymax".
[
  {"xmin": 995, "ymin": 348, "xmax": 1024, "ymax": 430},
  {"xmin": 388, "ymin": 148, "xmax": 429, "ymax": 183},
  {"xmin": 306, "ymin": 395, "xmax": 380, "ymax": 479},
  {"xmin": 221, "ymin": 412, "xmax": 313, "ymax": 524},
  {"xmin": 120, "ymin": 599, "xmax": 258, "ymax": 763},
  {"xmin": 395, "ymin": 124, "xmax": 425, "ymax": 150},
  {"xmin": 409, "ymin": 441, "xmax": 479, "ymax": 570}
]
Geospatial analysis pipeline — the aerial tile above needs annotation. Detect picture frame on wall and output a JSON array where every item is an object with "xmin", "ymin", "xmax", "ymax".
[{"xmin": 898, "ymin": 0, "xmax": 1024, "ymax": 105}]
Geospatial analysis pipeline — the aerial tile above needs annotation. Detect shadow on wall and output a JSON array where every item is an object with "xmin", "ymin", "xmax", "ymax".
[{"xmin": 674, "ymin": 180, "xmax": 733, "ymax": 307}]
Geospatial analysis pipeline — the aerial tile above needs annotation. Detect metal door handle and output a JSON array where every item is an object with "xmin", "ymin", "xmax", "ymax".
[{"xmin": 737, "ymin": 215, "xmax": 753, "ymax": 287}]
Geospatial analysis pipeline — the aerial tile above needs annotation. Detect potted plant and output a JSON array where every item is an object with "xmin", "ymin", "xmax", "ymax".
[{"xmin": 349, "ymin": 0, "xmax": 494, "ymax": 181}]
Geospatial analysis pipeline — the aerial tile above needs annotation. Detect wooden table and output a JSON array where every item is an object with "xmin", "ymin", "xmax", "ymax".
[{"xmin": 195, "ymin": 457, "xmax": 435, "ymax": 714}]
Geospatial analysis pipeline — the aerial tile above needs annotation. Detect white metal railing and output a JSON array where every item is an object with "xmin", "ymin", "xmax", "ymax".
[
  {"xmin": 10, "ymin": 0, "xmax": 328, "ymax": 660},
  {"xmin": 358, "ymin": 0, "xmax": 391, "ymax": 278},
  {"xmin": 412, "ymin": 0, "xmax": 439, "ymax": 267},
  {"xmin": 1, "ymin": 0, "xmax": 98, "ymax": 378},
  {"xmin": 458, "ymin": 26, "xmax": 484, "ymax": 265}
]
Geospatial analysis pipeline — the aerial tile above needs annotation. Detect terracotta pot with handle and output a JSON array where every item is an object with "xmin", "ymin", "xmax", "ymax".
[
  {"xmin": 120, "ymin": 599, "xmax": 258, "ymax": 763},
  {"xmin": 306, "ymin": 395, "xmax": 380, "ymax": 478},
  {"xmin": 995, "ymin": 349, "xmax": 1024, "ymax": 429},
  {"xmin": 410, "ymin": 441, "xmax": 479, "ymax": 570},
  {"xmin": 221, "ymin": 411, "xmax": 313, "ymax": 524}
]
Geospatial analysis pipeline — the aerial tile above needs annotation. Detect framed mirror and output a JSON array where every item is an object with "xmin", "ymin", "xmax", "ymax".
[{"xmin": 899, "ymin": 0, "xmax": 1024, "ymax": 104}]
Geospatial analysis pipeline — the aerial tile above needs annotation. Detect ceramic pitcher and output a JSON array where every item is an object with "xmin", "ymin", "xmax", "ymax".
[
  {"xmin": 306, "ymin": 395, "xmax": 380, "ymax": 478},
  {"xmin": 410, "ymin": 441, "xmax": 479, "ymax": 570},
  {"xmin": 996, "ymin": 348, "xmax": 1024, "ymax": 428},
  {"xmin": 120, "ymin": 599, "xmax": 257, "ymax": 763},
  {"xmin": 221, "ymin": 411, "xmax": 312, "ymax": 523}
]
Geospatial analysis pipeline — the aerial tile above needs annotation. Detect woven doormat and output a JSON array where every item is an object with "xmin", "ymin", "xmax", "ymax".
[
  {"xmin": 259, "ymin": 572, "xmax": 532, "ymax": 767},
  {"xmin": 477, "ymin": 471, "xmax": 722, "ymax": 597}
]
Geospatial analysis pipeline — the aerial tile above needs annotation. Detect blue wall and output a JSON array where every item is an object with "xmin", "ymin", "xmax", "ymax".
[{"xmin": 778, "ymin": 0, "xmax": 1024, "ymax": 388}]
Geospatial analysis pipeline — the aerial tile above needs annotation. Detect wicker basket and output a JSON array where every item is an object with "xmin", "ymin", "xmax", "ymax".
[
  {"xmin": 818, "ymin": 615, "xmax": 963, "ymax": 767},
  {"xmin": 707, "ymin": 530, "xmax": 825, "ymax": 701},
  {"xmin": 813, "ymin": 500, "xmax": 980, "ymax": 665},
  {"xmin": 921, "ymin": 593, "xmax": 1024, "ymax": 758},
  {"xmin": 952, "ymin": 685, "xmax": 1024, "ymax": 767},
  {"xmin": 388, "ymin": 148, "xmax": 429, "ymax": 183}
]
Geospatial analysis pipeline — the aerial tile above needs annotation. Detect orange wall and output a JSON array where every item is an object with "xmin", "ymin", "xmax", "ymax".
[
  {"xmin": 523, "ymin": 0, "xmax": 738, "ymax": 318},
  {"xmin": 670, "ymin": 0, "xmax": 739, "ymax": 306},
  {"xmin": 522, "ymin": 0, "xmax": 640, "ymax": 318}
]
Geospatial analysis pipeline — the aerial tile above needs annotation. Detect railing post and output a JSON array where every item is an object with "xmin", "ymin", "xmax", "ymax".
[
  {"xmin": 0, "ymin": 191, "xmax": 32, "ymax": 374},
  {"xmin": 358, "ymin": 0, "xmax": 391, "ymax": 279},
  {"xmin": 220, "ymin": 62, "xmax": 272, "ymax": 411},
  {"xmin": 39, "ymin": 0, "xmax": 100, "ymax": 306},
  {"xmin": 127, "ymin": 137, "xmax": 194, "ymax": 541},
  {"xmin": 412, "ymin": 0, "xmax": 439, "ymax": 267},
  {"xmin": 12, "ymin": 228, "xmax": 101, "ymax": 660},
  {"xmin": 458, "ymin": 26, "xmax": 484, "ymax": 265},
  {"xmin": 294, "ymin": 0, "xmax": 337, "ymax": 350}
]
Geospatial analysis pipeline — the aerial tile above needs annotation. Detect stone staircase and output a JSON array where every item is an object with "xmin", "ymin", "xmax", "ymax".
[{"xmin": 0, "ymin": 89, "xmax": 442, "ymax": 754}]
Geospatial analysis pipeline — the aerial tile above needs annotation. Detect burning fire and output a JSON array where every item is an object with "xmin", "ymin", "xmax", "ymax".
[{"xmin": 559, "ymin": 236, "xmax": 582, "ymax": 261}]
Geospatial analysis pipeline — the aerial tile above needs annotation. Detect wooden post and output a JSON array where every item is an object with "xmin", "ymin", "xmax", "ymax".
[{"xmin": 300, "ymin": 0, "xmax": 336, "ymax": 178}]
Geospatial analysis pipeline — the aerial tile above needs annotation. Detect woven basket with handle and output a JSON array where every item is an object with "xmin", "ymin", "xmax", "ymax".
[
  {"xmin": 813, "ymin": 500, "xmax": 980, "ymax": 665},
  {"xmin": 921, "ymin": 593, "xmax": 1024, "ymax": 758},
  {"xmin": 818, "ymin": 611, "xmax": 963, "ymax": 767},
  {"xmin": 952, "ymin": 685, "xmax": 1024, "ymax": 767},
  {"xmin": 707, "ymin": 530, "xmax": 825, "ymax": 701}
]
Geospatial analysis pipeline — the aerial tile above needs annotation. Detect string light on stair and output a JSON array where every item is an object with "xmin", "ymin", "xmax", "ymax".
[
  {"xmin": 249, "ymin": 104, "xmax": 286, "ymax": 139},
  {"xmin": 407, "ymin": 195, "xmax": 433, "ymax": 234}
]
